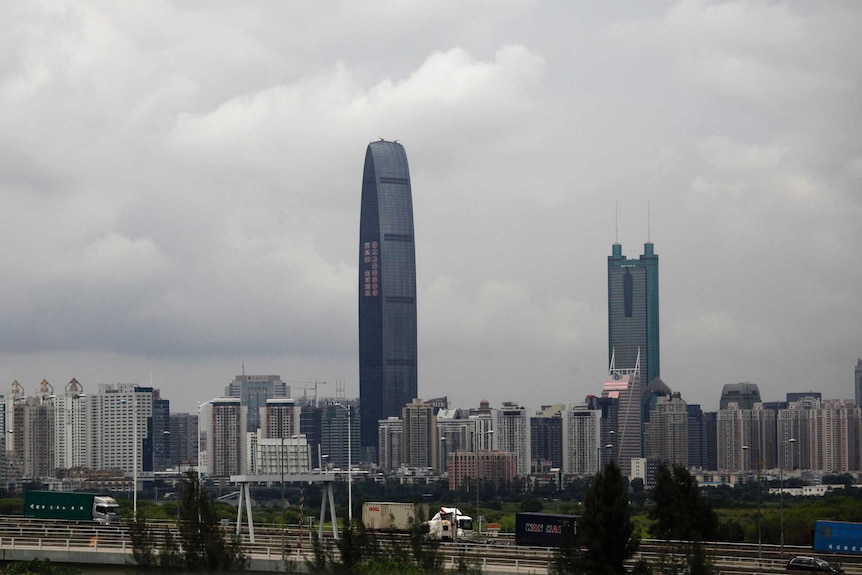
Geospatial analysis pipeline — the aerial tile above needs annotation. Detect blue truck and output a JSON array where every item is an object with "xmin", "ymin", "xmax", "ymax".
[
  {"xmin": 813, "ymin": 520, "xmax": 862, "ymax": 554},
  {"xmin": 515, "ymin": 512, "xmax": 578, "ymax": 547}
]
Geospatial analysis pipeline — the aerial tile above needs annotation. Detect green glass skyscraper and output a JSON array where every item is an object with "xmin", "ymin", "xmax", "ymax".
[{"xmin": 607, "ymin": 242, "xmax": 659, "ymax": 385}]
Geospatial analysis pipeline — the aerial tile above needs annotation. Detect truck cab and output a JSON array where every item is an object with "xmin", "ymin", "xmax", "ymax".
[{"xmin": 93, "ymin": 496, "xmax": 120, "ymax": 524}]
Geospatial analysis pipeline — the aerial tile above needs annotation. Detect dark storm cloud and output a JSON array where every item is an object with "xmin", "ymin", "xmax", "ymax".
[{"xmin": 0, "ymin": 1, "xmax": 859, "ymax": 412}]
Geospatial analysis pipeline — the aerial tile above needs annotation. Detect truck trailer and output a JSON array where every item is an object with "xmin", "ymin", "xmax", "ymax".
[
  {"xmin": 814, "ymin": 520, "xmax": 862, "ymax": 554},
  {"xmin": 24, "ymin": 491, "xmax": 121, "ymax": 524},
  {"xmin": 515, "ymin": 512, "xmax": 578, "ymax": 547},
  {"xmin": 362, "ymin": 502, "xmax": 428, "ymax": 531}
]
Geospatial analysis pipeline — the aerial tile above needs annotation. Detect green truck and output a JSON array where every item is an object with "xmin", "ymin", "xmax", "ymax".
[{"xmin": 24, "ymin": 491, "xmax": 121, "ymax": 524}]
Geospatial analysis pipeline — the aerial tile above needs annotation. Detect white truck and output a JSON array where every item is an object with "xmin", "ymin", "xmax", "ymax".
[{"xmin": 426, "ymin": 506, "xmax": 474, "ymax": 541}]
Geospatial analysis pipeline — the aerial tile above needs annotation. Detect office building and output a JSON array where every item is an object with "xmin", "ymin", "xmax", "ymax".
[
  {"xmin": 358, "ymin": 140, "xmax": 418, "ymax": 460},
  {"xmin": 224, "ymin": 375, "xmax": 289, "ymax": 433},
  {"xmin": 601, "ymin": 357, "xmax": 642, "ymax": 477},
  {"xmin": 320, "ymin": 402, "xmax": 359, "ymax": 469},
  {"xmin": 719, "ymin": 382, "xmax": 761, "ymax": 410},
  {"xmin": 300, "ymin": 405, "xmax": 322, "ymax": 469},
  {"xmin": 531, "ymin": 405, "xmax": 563, "ymax": 472},
  {"xmin": 168, "ymin": 412, "xmax": 199, "ymax": 469},
  {"xmin": 152, "ymin": 390, "xmax": 171, "ymax": 471},
  {"xmin": 608, "ymin": 242, "xmax": 659, "ymax": 387}
]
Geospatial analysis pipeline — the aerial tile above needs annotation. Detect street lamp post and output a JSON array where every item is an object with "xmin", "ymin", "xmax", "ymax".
[
  {"xmin": 347, "ymin": 406, "xmax": 352, "ymax": 523},
  {"xmin": 781, "ymin": 438, "xmax": 797, "ymax": 556},
  {"xmin": 332, "ymin": 403, "xmax": 354, "ymax": 522},
  {"xmin": 121, "ymin": 395, "xmax": 139, "ymax": 516},
  {"xmin": 478, "ymin": 429, "xmax": 494, "ymax": 537},
  {"xmin": 197, "ymin": 400, "xmax": 214, "ymax": 477},
  {"xmin": 741, "ymin": 445, "xmax": 749, "ymax": 487}
]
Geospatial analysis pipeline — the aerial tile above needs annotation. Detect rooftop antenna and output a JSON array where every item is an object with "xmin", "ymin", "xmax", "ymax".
[
  {"xmin": 242, "ymin": 361, "xmax": 245, "ymax": 376},
  {"xmin": 647, "ymin": 199, "xmax": 652, "ymax": 243},
  {"xmin": 615, "ymin": 200, "xmax": 619, "ymax": 244}
]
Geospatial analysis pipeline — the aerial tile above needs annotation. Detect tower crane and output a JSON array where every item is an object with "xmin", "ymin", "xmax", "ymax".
[{"xmin": 285, "ymin": 381, "xmax": 327, "ymax": 403}]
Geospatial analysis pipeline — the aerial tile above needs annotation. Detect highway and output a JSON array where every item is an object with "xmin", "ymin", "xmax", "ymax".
[{"xmin": 0, "ymin": 516, "xmax": 860, "ymax": 574}]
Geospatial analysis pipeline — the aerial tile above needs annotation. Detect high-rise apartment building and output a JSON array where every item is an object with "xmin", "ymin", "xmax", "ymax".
[
  {"xmin": 716, "ymin": 404, "xmax": 776, "ymax": 473},
  {"xmin": 561, "ymin": 403, "xmax": 602, "ymax": 475},
  {"xmin": 493, "ymin": 402, "xmax": 531, "ymax": 476},
  {"xmin": 402, "ymin": 398, "xmax": 437, "ymax": 470},
  {"xmin": 23, "ymin": 392, "xmax": 54, "ymax": 480},
  {"xmin": 260, "ymin": 399, "xmax": 298, "ymax": 439},
  {"xmin": 204, "ymin": 398, "xmax": 247, "ymax": 478},
  {"xmin": 358, "ymin": 140, "xmax": 418, "ymax": 460},
  {"xmin": 437, "ymin": 409, "xmax": 473, "ymax": 473},
  {"xmin": 608, "ymin": 242, "xmax": 659, "ymax": 386},
  {"xmin": 378, "ymin": 417, "xmax": 403, "ymax": 471},
  {"xmin": 644, "ymin": 392, "xmax": 688, "ymax": 467}
]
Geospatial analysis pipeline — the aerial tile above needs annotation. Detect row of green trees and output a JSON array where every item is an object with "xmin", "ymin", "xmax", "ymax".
[{"xmin": 551, "ymin": 461, "xmax": 718, "ymax": 575}]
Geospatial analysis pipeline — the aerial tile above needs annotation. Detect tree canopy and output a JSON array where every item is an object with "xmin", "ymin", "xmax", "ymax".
[{"xmin": 579, "ymin": 462, "xmax": 640, "ymax": 575}]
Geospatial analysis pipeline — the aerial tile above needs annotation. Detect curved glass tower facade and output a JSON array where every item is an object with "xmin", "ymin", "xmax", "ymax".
[{"xmin": 359, "ymin": 140, "xmax": 417, "ymax": 459}]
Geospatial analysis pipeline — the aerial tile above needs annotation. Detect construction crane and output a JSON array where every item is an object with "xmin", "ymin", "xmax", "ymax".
[{"xmin": 285, "ymin": 381, "xmax": 327, "ymax": 403}]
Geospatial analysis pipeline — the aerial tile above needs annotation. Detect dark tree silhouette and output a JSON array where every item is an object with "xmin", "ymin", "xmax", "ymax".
[{"xmin": 579, "ymin": 462, "xmax": 640, "ymax": 574}]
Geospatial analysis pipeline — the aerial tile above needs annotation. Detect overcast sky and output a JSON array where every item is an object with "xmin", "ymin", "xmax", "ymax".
[{"xmin": 1, "ymin": 1, "xmax": 860, "ymax": 414}]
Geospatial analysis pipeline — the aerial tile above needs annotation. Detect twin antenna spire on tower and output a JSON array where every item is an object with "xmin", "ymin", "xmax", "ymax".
[{"xmin": 614, "ymin": 199, "xmax": 652, "ymax": 244}]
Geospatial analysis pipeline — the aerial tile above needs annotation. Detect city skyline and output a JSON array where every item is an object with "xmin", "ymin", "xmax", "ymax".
[{"xmin": 0, "ymin": 3, "xmax": 860, "ymax": 415}]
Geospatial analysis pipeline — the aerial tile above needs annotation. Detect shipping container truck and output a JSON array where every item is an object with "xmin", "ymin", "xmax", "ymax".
[
  {"xmin": 515, "ymin": 512, "xmax": 578, "ymax": 547},
  {"xmin": 814, "ymin": 520, "xmax": 862, "ymax": 554},
  {"xmin": 362, "ymin": 502, "xmax": 428, "ymax": 531},
  {"xmin": 24, "ymin": 491, "xmax": 121, "ymax": 524}
]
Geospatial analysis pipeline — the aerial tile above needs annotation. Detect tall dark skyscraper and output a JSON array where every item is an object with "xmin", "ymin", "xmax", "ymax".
[
  {"xmin": 608, "ymin": 242, "xmax": 660, "ymax": 386},
  {"xmin": 359, "ymin": 140, "xmax": 417, "ymax": 460}
]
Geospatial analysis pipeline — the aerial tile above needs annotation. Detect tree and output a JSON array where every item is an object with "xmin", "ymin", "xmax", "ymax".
[
  {"xmin": 129, "ymin": 471, "xmax": 246, "ymax": 572},
  {"xmin": 649, "ymin": 463, "xmax": 718, "ymax": 575},
  {"xmin": 579, "ymin": 462, "xmax": 640, "ymax": 574},
  {"xmin": 649, "ymin": 463, "xmax": 717, "ymax": 542},
  {"xmin": 548, "ymin": 529, "xmax": 587, "ymax": 575},
  {"xmin": 176, "ymin": 471, "xmax": 247, "ymax": 571}
]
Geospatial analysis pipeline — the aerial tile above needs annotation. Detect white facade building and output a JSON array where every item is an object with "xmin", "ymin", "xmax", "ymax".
[
  {"xmin": 561, "ymin": 403, "xmax": 601, "ymax": 475},
  {"xmin": 493, "ymin": 402, "xmax": 531, "ymax": 476}
]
